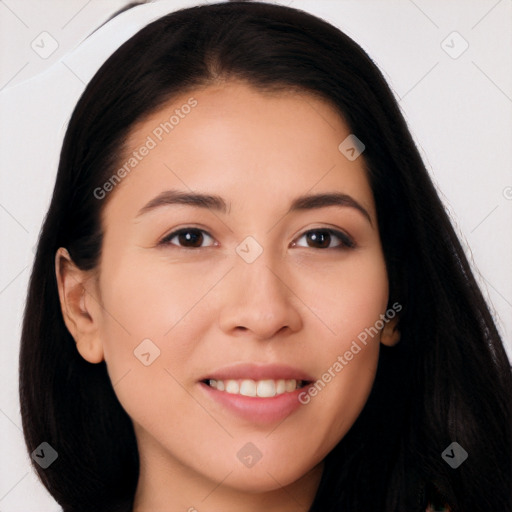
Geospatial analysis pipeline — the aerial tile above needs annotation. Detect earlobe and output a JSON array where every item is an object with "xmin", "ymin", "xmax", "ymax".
[
  {"xmin": 380, "ymin": 315, "xmax": 400, "ymax": 347},
  {"xmin": 55, "ymin": 247, "xmax": 104, "ymax": 364}
]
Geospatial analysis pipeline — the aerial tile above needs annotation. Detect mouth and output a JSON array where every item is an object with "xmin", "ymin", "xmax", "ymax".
[
  {"xmin": 202, "ymin": 378, "xmax": 311, "ymax": 398},
  {"xmin": 198, "ymin": 363, "xmax": 314, "ymax": 423}
]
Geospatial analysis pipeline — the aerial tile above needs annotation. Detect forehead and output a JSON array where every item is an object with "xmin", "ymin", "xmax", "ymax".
[{"xmin": 102, "ymin": 81, "xmax": 375, "ymax": 222}]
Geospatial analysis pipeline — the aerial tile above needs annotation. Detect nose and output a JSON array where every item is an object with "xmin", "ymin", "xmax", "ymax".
[{"xmin": 218, "ymin": 254, "xmax": 303, "ymax": 341}]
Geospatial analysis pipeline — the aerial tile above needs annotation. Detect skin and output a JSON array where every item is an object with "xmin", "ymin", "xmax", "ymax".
[{"xmin": 56, "ymin": 81, "xmax": 399, "ymax": 512}]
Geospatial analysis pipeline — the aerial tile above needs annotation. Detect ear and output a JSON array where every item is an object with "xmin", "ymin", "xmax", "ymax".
[
  {"xmin": 55, "ymin": 247, "xmax": 104, "ymax": 363},
  {"xmin": 380, "ymin": 314, "xmax": 400, "ymax": 347}
]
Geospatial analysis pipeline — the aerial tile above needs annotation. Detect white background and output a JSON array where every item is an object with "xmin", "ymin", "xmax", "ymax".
[{"xmin": 1, "ymin": 0, "xmax": 511, "ymax": 510}]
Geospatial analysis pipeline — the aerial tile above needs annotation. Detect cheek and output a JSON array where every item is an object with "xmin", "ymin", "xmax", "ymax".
[
  {"xmin": 296, "ymin": 247, "xmax": 389, "ymax": 340},
  {"xmin": 95, "ymin": 258, "xmax": 220, "ymax": 443},
  {"xmin": 98, "ymin": 254, "xmax": 223, "ymax": 347},
  {"xmin": 96, "ymin": 255, "xmax": 226, "ymax": 407},
  {"xmin": 285, "ymin": 249, "xmax": 388, "ymax": 447}
]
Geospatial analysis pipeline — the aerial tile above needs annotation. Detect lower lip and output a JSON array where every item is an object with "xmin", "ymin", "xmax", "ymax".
[{"xmin": 199, "ymin": 382, "xmax": 309, "ymax": 424}]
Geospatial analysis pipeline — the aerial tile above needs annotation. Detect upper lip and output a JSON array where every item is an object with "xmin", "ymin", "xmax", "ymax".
[{"xmin": 200, "ymin": 363, "xmax": 314, "ymax": 383}]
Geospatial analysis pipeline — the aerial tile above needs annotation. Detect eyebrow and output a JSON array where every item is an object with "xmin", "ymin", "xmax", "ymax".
[
  {"xmin": 136, "ymin": 189, "xmax": 372, "ymax": 224},
  {"xmin": 136, "ymin": 190, "xmax": 229, "ymax": 217},
  {"xmin": 288, "ymin": 192, "xmax": 372, "ymax": 225}
]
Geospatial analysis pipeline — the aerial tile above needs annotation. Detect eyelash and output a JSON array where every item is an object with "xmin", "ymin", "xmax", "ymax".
[{"xmin": 159, "ymin": 227, "xmax": 356, "ymax": 250}]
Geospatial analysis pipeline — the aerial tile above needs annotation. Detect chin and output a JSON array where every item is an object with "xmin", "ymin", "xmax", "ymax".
[{"xmin": 211, "ymin": 459, "xmax": 318, "ymax": 494}]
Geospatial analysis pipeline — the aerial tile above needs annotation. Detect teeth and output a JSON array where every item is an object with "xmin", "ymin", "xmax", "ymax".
[
  {"xmin": 240, "ymin": 380, "xmax": 256, "ymax": 397},
  {"xmin": 257, "ymin": 379, "xmax": 276, "ymax": 398},
  {"xmin": 285, "ymin": 379, "xmax": 296, "ymax": 392},
  {"xmin": 207, "ymin": 378, "xmax": 304, "ymax": 397},
  {"xmin": 225, "ymin": 380, "xmax": 239, "ymax": 394}
]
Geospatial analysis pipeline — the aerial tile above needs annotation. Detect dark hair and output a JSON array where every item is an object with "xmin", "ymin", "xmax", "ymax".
[{"xmin": 19, "ymin": 2, "xmax": 512, "ymax": 511}]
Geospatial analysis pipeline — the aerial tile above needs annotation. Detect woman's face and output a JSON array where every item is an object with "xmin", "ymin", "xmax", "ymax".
[{"xmin": 71, "ymin": 82, "xmax": 393, "ymax": 502}]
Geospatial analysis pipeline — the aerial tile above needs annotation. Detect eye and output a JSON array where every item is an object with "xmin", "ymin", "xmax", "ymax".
[
  {"xmin": 292, "ymin": 228, "xmax": 355, "ymax": 250},
  {"xmin": 159, "ymin": 228, "xmax": 216, "ymax": 248}
]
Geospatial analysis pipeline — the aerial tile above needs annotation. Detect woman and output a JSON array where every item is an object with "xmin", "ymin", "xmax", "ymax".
[{"xmin": 19, "ymin": 2, "xmax": 512, "ymax": 511}]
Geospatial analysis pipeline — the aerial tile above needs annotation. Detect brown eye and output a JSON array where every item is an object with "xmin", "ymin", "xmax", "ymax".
[
  {"xmin": 160, "ymin": 228, "xmax": 215, "ymax": 248},
  {"xmin": 293, "ymin": 229, "xmax": 355, "ymax": 249}
]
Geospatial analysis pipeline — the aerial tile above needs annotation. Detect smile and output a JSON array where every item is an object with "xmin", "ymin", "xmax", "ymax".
[{"xmin": 205, "ymin": 378, "xmax": 308, "ymax": 397}]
